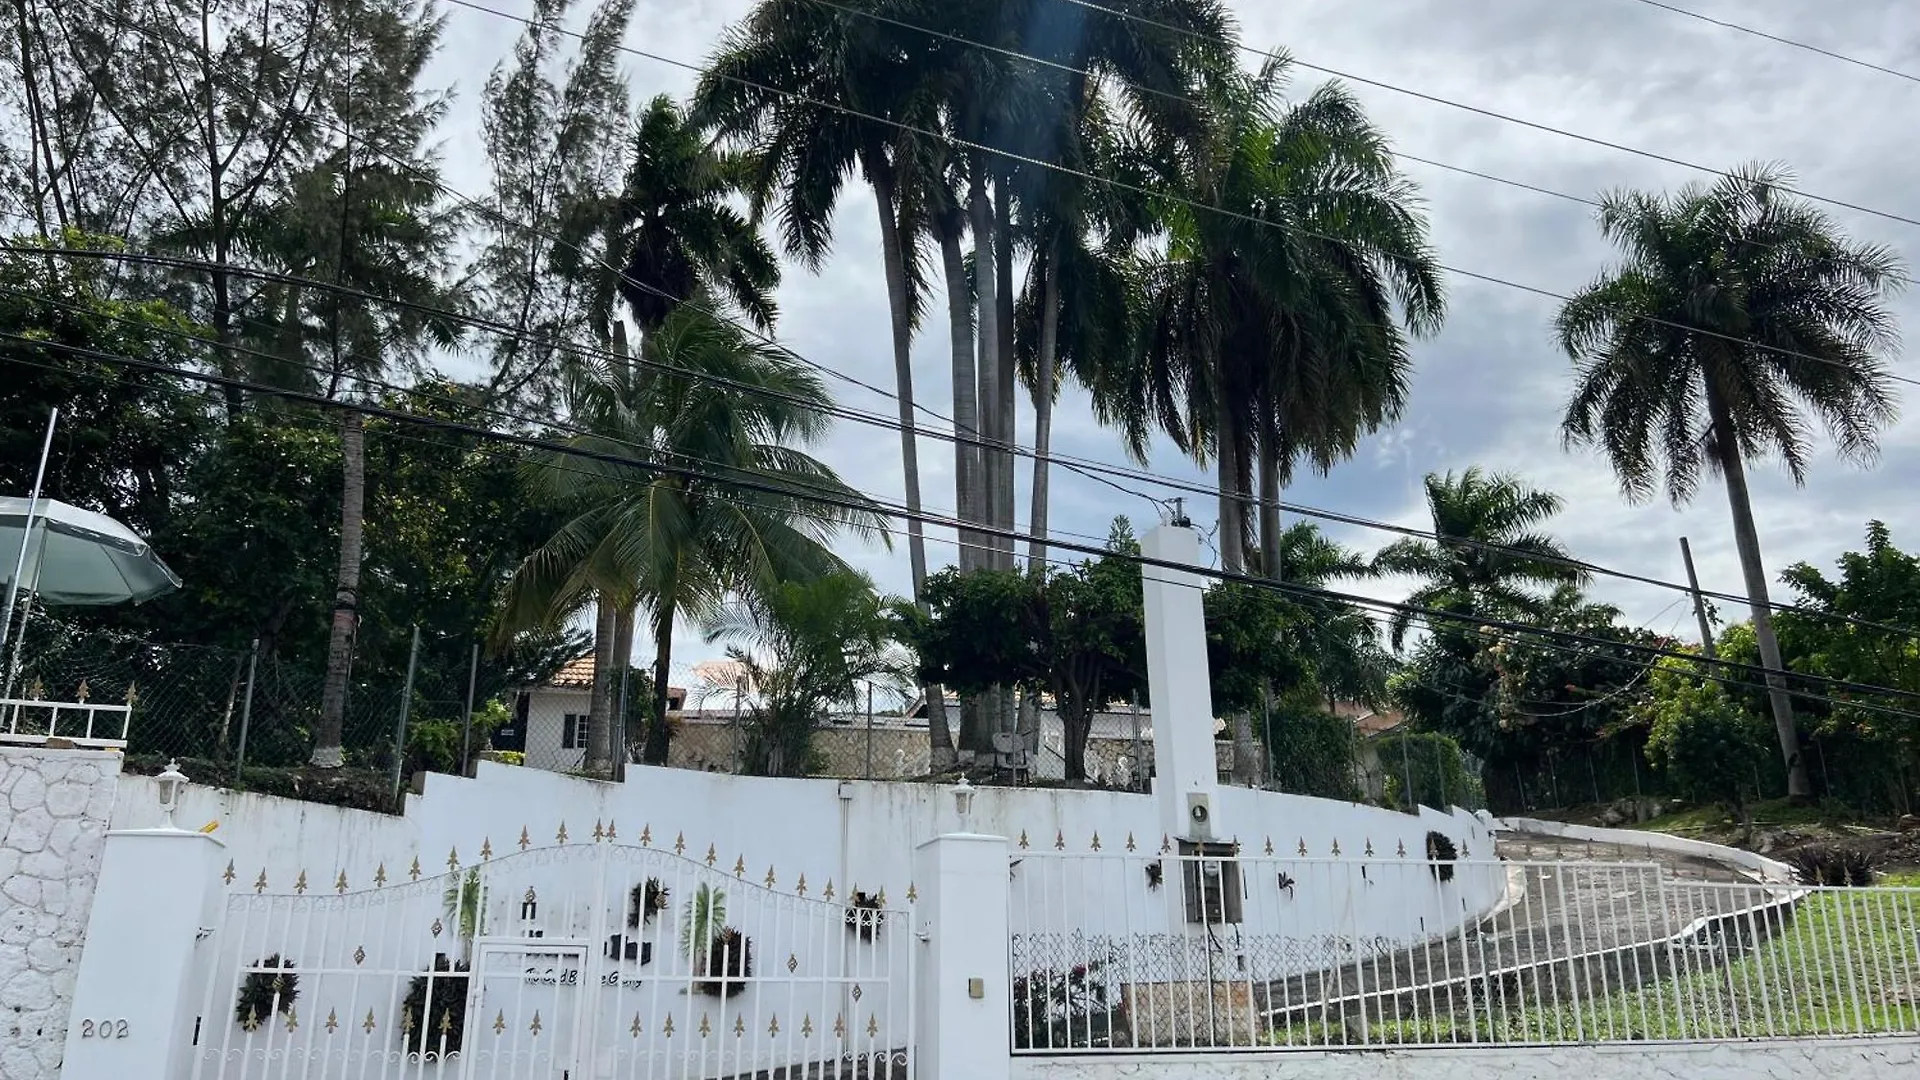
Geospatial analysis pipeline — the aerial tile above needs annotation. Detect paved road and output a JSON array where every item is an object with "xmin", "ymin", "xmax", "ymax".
[{"xmin": 1256, "ymin": 830, "xmax": 1788, "ymax": 1028}]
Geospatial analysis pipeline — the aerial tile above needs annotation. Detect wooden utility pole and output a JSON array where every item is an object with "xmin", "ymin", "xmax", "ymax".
[{"xmin": 1679, "ymin": 537, "xmax": 1716, "ymax": 660}]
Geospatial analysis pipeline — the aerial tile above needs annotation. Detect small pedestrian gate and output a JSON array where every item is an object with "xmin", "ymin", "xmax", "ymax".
[{"xmin": 187, "ymin": 832, "xmax": 914, "ymax": 1079}]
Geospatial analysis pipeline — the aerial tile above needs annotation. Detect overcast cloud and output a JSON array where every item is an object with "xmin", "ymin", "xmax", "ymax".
[{"xmin": 433, "ymin": 0, "xmax": 1920, "ymax": 685}]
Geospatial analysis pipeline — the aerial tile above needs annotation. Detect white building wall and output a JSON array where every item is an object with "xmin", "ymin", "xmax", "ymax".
[
  {"xmin": 0, "ymin": 747, "xmax": 120, "ymax": 1080},
  {"xmin": 1010, "ymin": 1038, "xmax": 1920, "ymax": 1080}
]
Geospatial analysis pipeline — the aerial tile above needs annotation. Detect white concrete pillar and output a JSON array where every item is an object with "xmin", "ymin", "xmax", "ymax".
[
  {"xmin": 1141, "ymin": 523, "xmax": 1222, "ymax": 841},
  {"xmin": 913, "ymin": 832, "xmax": 1010, "ymax": 1080},
  {"xmin": 60, "ymin": 828, "xmax": 225, "ymax": 1080}
]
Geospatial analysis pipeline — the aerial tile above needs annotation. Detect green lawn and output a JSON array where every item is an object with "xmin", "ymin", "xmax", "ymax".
[
  {"xmin": 1630, "ymin": 797, "xmax": 1845, "ymax": 839},
  {"xmin": 1266, "ymin": 881, "xmax": 1920, "ymax": 1046}
]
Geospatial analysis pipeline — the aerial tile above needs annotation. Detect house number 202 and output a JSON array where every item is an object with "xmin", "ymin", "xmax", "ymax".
[{"xmin": 79, "ymin": 1019, "xmax": 130, "ymax": 1039}]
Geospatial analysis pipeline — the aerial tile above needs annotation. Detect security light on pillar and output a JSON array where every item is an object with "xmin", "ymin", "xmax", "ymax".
[{"xmin": 155, "ymin": 759, "xmax": 189, "ymax": 829}]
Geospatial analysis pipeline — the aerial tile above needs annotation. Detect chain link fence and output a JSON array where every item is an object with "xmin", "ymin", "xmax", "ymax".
[{"xmin": 2, "ymin": 613, "xmax": 1538, "ymax": 818}]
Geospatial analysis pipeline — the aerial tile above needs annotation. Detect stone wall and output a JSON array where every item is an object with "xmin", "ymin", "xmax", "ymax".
[
  {"xmin": 0, "ymin": 747, "xmax": 121, "ymax": 1080},
  {"xmin": 1011, "ymin": 1038, "xmax": 1920, "ymax": 1080}
]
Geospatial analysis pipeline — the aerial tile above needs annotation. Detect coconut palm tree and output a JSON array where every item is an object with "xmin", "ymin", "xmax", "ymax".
[
  {"xmin": 1371, "ymin": 468, "xmax": 1587, "ymax": 652},
  {"xmin": 1555, "ymin": 163, "xmax": 1905, "ymax": 800},
  {"xmin": 1117, "ymin": 57, "xmax": 1443, "ymax": 574},
  {"xmin": 500, "ymin": 307, "xmax": 888, "ymax": 770}
]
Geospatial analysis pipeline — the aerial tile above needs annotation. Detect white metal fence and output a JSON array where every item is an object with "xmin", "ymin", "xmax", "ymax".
[
  {"xmin": 191, "ymin": 837, "xmax": 914, "ymax": 1079},
  {"xmin": 0, "ymin": 693, "xmax": 131, "ymax": 746},
  {"xmin": 1008, "ymin": 851, "xmax": 1920, "ymax": 1051}
]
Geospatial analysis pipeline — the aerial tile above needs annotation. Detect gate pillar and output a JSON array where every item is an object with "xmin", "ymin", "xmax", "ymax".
[
  {"xmin": 60, "ymin": 825, "xmax": 226, "ymax": 1080},
  {"xmin": 913, "ymin": 831, "xmax": 1010, "ymax": 1080}
]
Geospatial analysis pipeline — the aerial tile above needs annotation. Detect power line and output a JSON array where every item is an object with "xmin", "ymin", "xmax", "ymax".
[
  {"xmin": 16, "ymin": 330, "xmax": 1920, "ymax": 716},
  {"xmin": 1046, "ymin": 0, "xmax": 1920, "ymax": 230},
  {"xmin": 1624, "ymin": 0, "xmax": 1920, "ymax": 87},
  {"xmin": 10, "ymin": 250, "xmax": 1920, "ymax": 648},
  {"xmin": 33, "ymin": 4, "xmax": 1920, "ymax": 632},
  {"xmin": 23, "ymin": 334, "xmax": 1910, "ymax": 732}
]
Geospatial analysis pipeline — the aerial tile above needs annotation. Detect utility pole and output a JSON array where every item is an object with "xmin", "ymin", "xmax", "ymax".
[{"xmin": 1679, "ymin": 537, "xmax": 1716, "ymax": 660}]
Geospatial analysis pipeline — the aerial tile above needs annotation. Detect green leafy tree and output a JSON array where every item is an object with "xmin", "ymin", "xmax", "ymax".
[
  {"xmin": 0, "ymin": 234, "xmax": 214, "ymax": 534},
  {"xmin": 1642, "ymin": 658, "xmax": 1774, "ymax": 822},
  {"xmin": 908, "ymin": 519, "xmax": 1146, "ymax": 781},
  {"xmin": 1376, "ymin": 731, "xmax": 1479, "ymax": 811},
  {"xmin": 1556, "ymin": 163, "xmax": 1905, "ymax": 800},
  {"xmin": 1742, "ymin": 521, "xmax": 1920, "ymax": 812},
  {"xmin": 501, "ymin": 308, "xmax": 886, "ymax": 773},
  {"xmin": 706, "ymin": 571, "xmax": 912, "ymax": 777}
]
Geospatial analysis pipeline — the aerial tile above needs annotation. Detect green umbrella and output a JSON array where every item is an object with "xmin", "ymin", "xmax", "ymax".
[{"xmin": 0, "ymin": 496, "xmax": 182, "ymax": 606}]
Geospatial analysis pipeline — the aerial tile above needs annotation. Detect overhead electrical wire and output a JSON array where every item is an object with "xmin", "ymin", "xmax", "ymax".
[
  {"xmin": 11, "ymin": 338, "xmax": 1914, "ymax": 735},
  {"xmin": 10, "ymin": 252, "xmax": 1916, "ymax": 649},
  {"xmin": 30, "ymin": 0, "xmax": 1920, "ymax": 636},
  {"xmin": 1045, "ymin": 0, "xmax": 1920, "ymax": 230},
  {"xmin": 1623, "ymin": 0, "xmax": 1920, "ymax": 87},
  {"xmin": 13, "ymin": 331, "xmax": 1920, "ymax": 725}
]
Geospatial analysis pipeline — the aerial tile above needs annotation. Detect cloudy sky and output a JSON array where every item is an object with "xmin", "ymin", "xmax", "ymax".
[{"xmin": 434, "ymin": 0, "xmax": 1920, "ymax": 685}]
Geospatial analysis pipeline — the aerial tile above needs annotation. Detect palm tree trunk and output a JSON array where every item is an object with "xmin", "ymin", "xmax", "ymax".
[
  {"xmin": 1231, "ymin": 710, "xmax": 1259, "ymax": 785},
  {"xmin": 968, "ymin": 162, "xmax": 1000, "ymax": 569},
  {"xmin": 1259, "ymin": 437, "xmax": 1283, "ymax": 578},
  {"xmin": 1709, "ymin": 391, "xmax": 1812, "ymax": 800},
  {"xmin": 587, "ymin": 597, "xmax": 617, "ymax": 775},
  {"xmin": 937, "ymin": 214, "xmax": 983, "ymax": 575},
  {"xmin": 1027, "ymin": 255, "xmax": 1061, "ymax": 577},
  {"xmin": 869, "ymin": 172, "xmax": 929, "ymax": 597},
  {"xmin": 871, "ymin": 174, "xmax": 954, "ymax": 772},
  {"xmin": 312, "ymin": 408, "xmax": 366, "ymax": 767},
  {"xmin": 1215, "ymin": 399, "xmax": 1246, "ymax": 573},
  {"xmin": 642, "ymin": 587, "xmax": 677, "ymax": 766},
  {"xmin": 994, "ymin": 183, "xmax": 1017, "ymax": 571}
]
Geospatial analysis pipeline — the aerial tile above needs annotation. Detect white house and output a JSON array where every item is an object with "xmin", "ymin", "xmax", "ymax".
[{"xmin": 502, "ymin": 655, "xmax": 686, "ymax": 771}]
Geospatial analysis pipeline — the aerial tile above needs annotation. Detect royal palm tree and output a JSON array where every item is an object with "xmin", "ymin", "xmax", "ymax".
[
  {"xmin": 500, "ymin": 308, "xmax": 887, "ymax": 770},
  {"xmin": 1371, "ymin": 468, "xmax": 1587, "ymax": 652},
  {"xmin": 697, "ymin": 0, "xmax": 960, "ymax": 764},
  {"xmin": 1556, "ymin": 163, "xmax": 1904, "ymax": 800},
  {"xmin": 1119, "ymin": 58, "xmax": 1443, "ymax": 574},
  {"xmin": 586, "ymin": 94, "xmax": 781, "ymax": 345}
]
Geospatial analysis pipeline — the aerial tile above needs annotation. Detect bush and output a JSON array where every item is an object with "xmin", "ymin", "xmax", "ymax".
[
  {"xmin": 1377, "ymin": 732, "xmax": 1480, "ymax": 811},
  {"xmin": 1785, "ymin": 843, "xmax": 1876, "ymax": 887},
  {"xmin": 234, "ymin": 956, "xmax": 297, "ymax": 1030},
  {"xmin": 1263, "ymin": 707, "xmax": 1361, "ymax": 801},
  {"xmin": 399, "ymin": 957, "xmax": 470, "ymax": 1054},
  {"xmin": 1643, "ymin": 663, "xmax": 1774, "ymax": 816},
  {"xmin": 696, "ymin": 928, "xmax": 753, "ymax": 997}
]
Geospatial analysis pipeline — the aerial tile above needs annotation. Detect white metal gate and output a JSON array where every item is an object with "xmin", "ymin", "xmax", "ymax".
[{"xmin": 188, "ymin": 833, "xmax": 915, "ymax": 1079}]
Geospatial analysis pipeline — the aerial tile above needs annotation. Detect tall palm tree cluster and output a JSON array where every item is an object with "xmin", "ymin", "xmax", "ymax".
[
  {"xmin": 3, "ymin": 0, "xmax": 1901, "ymax": 792},
  {"xmin": 690, "ymin": 0, "xmax": 1449, "ymax": 761}
]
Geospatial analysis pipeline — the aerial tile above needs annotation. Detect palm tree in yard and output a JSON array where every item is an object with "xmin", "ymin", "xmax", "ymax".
[
  {"xmin": 1555, "ymin": 163, "xmax": 1905, "ymax": 800},
  {"xmin": 1371, "ymin": 468, "xmax": 1587, "ymax": 652},
  {"xmin": 522, "ymin": 93, "xmax": 781, "ymax": 770},
  {"xmin": 697, "ymin": 0, "xmax": 966, "ymax": 765},
  {"xmin": 501, "ymin": 308, "xmax": 887, "ymax": 771},
  {"xmin": 1117, "ymin": 57, "xmax": 1443, "ymax": 576},
  {"xmin": 590, "ymin": 94, "xmax": 781, "ymax": 345}
]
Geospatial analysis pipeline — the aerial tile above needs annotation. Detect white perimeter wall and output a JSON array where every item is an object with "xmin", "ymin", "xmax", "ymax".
[
  {"xmin": 0, "ymin": 747, "xmax": 120, "ymax": 1080},
  {"xmin": 113, "ymin": 761, "xmax": 1502, "ymax": 953},
  {"xmin": 1011, "ymin": 1038, "xmax": 1920, "ymax": 1080}
]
